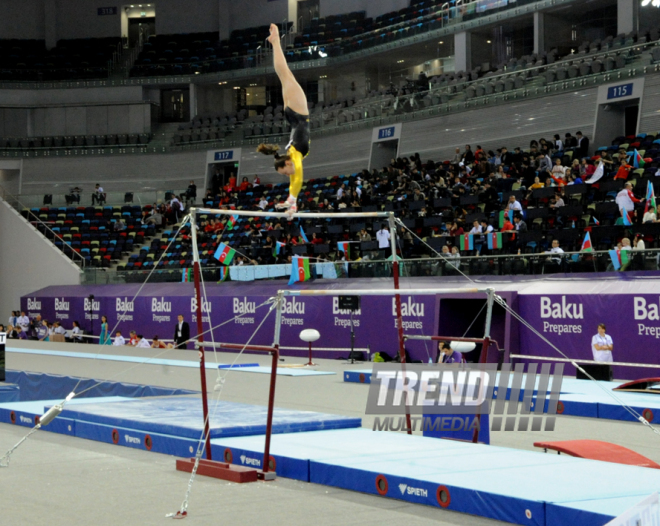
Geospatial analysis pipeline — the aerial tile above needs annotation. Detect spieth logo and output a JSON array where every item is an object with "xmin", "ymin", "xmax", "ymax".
[
  {"xmin": 124, "ymin": 434, "xmax": 141, "ymax": 445},
  {"xmin": 191, "ymin": 297, "xmax": 212, "ymax": 313},
  {"xmin": 634, "ymin": 297, "xmax": 660, "ymax": 320},
  {"xmin": 282, "ymin": 298, "xmax": 305, "ymax": 315},
  {"xmin": 116, "ymin": 298, "xmax": 134, "ymax": 312},
  {"xmin": 151, "ymin": 297, "xmax": 172, "ymax": 313},
  {"xmin": 332, "ymin": 297, "xmax": 362, "ymax": 315},
  {"xmin": 83, "ymin": 298, "xmax": 100, "ymax": 311},
  {"xmin": 398, "ymin": 483, "xmax": 428, "ymax": 498},
  {"xmin": 239, "ymin": 454, "xmax": 261, "ymax": 467},
  {"xmin": 54, "ymin": 298, "xmax": 69, "ymax": 311},
  {"xmin": 391, "ymin": 297, "xmax": 424, "ymax": 317},
  {"xmin": 540, "ymin": 296, "xmax": 583, "ymax": 319},
  {"xmin": 233, "ymin": 297, "xmax": 256, "ymax": 314},
  {"xmin": 19, "ymin": 415, "xmax": 32, "ymax": 424},
  {"xmin": 27, "ymin": 298, "xmax": 41, "ymax": 310}
]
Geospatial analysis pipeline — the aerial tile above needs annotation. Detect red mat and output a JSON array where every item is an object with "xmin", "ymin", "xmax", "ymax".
[{"xmin": 534, "ymin": 439, "xmax": 660, "ymax": 469}]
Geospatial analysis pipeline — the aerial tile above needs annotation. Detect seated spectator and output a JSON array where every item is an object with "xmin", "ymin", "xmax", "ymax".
[
  {"xmin": 550, "ymin": 192, "xmax": 565, "ymax": 209},
  {"xmin": 6, "ymin": 324, "xmax": 19, "ymax": 339},
  {"xmin": 36, "ymin": 319, "xmax": 49, "ymax": 341},
  {"xmin": 113, "ymin": 331, "xmax": 126, "ymax": 346},
  {"xmin": 543, "ymin": 239, "xmax": 565, "ymax": 271},
  {"xmin": 128, "ymin": 330, "xmax": 138, "ymax": 346},
  {"xmin": 185, "ymin": 180, "xmax": 197, "ymax": 203},
  {"xmin": 91, "ymin": 184, "xmax": 105, "ymax": 205},
  {"xmin": 507, "ymin": 195, "xmax": 523, "ymax": 213},
  {"xmin": 258, "ymin": 196, "xmax": 269, "ymax": 210},
  {"xmin": 114, "ymin": 219, "xmax": 127, "ymax": 232},
  {"xmin": 357, "ymin": 228, "xmax": 371, "ymax": 241},
  {"xmin": 311, "ymin": 232, "xmax": 324, "ymax": 245},
  {"xmin": 643, "ymin": 208, "xmax": 658, "ymax": 223},
  {"xmin": 239, "ymin": 176, "xmax": 250, "ymax": 192}
]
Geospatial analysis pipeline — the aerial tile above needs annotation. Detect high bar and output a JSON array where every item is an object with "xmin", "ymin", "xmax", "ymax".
[
  {"xmin": 192, "ymin": 207, "xmax": 392, "ymax": 219},
  {"xmin": 280, "ymin": 288, "xmax": 489, "ymax": 296}
]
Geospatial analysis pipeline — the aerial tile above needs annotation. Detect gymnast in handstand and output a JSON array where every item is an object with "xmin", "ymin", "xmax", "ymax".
[{"xmin": 257, "ymin": 23, "xmax": 310, "ymax": 220}]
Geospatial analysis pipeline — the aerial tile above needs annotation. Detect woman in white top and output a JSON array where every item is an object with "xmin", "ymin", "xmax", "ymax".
[{"xmin": 591, "ymin": 323, "xmax": 613, "ymax": 363}]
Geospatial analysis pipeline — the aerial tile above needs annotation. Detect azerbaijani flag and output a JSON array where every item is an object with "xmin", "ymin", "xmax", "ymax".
[
  {"xmin": 218, "ymin": 267, "xmax": 229, "ymax": 282},
  {"xmin": 620, "ymin": 208, "xmax": 633, "ymax": 226},
  {"xmin": 609, "ymin": 248, "xmax": 630, "ymax": 270},
  {"xmin": 214, "ymin": 242, "xmax": 236, "ymax": 265},
  {"xmin": 645, "ymin": 180, "xmax": 657, "ymax": 214},
  {"xmin": 459, "ymin": 234, "xmax": 474, "ymax": 251},
  {"xmin": 337, "ymin": 241, "xmax": 350, "ymax": 259},
  {"xmin": 581, "ymin": 232, "xmax": 593, "ymax": 252},
  {"xmin": 486, "ymin": 232, "xmax": 503, "ymax": 250},
  {"xmin": 299, "ymin": 225, "xmax": 309, "ymax": 243},
  {"xmin": 226, "ymin": 214, "xmax": 239, "ymax": 230},
  {"xmin": 593, "ymin": 217, "xmax": 600, "ymax": 225},
  {"xmin": 633, "ymin": 149, "xmax": 646, "ymax": 169},
  {"xmin": 273, "ymin": 241, "xmax": 286, "ymax": 256},
  {"xmin": 498, "ymin": 209, "xmax": 515, "ymax": 228},
  {"xmin": 289, "ymin": 255, "xmax": 311, "ymax": 285},
  {"xmin": 181, "ymin": 268, "xmax": 194, "ymax": 282}
]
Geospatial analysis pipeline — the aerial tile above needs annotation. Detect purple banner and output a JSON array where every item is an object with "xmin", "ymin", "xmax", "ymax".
[
  {"xmin": 518, "ymin": 294, "xmax": 660, "ymax": 379},
  {"xmin": 20, "ymin": 288, "xmax": 437, "ymax": 361}
]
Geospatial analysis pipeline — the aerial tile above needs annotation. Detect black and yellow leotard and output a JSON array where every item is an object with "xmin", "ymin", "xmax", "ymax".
[{"xmin": 284, "ymin": 107, "xmax": 310, "ymax": 199}]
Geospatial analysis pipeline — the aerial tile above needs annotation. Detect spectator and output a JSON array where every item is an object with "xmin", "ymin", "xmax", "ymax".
[
  {"xmin": 615, "ymin": 182, "xmax": 642, "ymax": 215},
  {"xmin": 437, "ymin": 341, "xmax": 463, "ymax": 364},
  {"xmin": 575, "ymin": 131, "xmax": 590, "ymax": 158},
  {"xmin": 16, "ymin": 311, "xmax": 29, "ymax": 332},
  {"xmin": 613, "ymin": 158, "xmax": 633, "ymax": 181},
  {"xmin": 68, "ymin": 320, "xmax": 82, "ymax": 342},
  {"xmin": 451, "ymin": 147, "xmax": 461, "ymax": 167},
  {"xmin": 185, "ymin": 180, "xmax": 197, "ymax": 203},
  {"xmin": 7, "ymin": 310, "xmax": 17, "ymax": 327},
  {"xmin": 239, "ymin": 177, "xmax": 250, "ymax": 192},
  {"xmin": 253, "ymin": 175, "xmax": 261, "ymax": 187},
  {"xmin": 128, "ymin": 330, "xmax": 138, "ymax": 346},
  {"xmin": 643, "ymin": 208, "xmax": 658, "ymax": 223},
  {"xmin": 113, "ymin": 331, "xmax": 126, "ymax": 346},
  {"xmin": 376, "ymin": 224, "xmax": 391, "ymax": 257},
  {"xmin": 507, "ymin": 195, "xmax": 523, "ymax": 213},
  {"xmin": 553, "ymin": 134, "xmax": 564, "ymax": 152},
  {"xmin": 357, "ymin": 228, "xmax": 371, "ymax": 242},
  {"xmin": 114, "ymin": 218, "xmax": 127, "ymax": 232},
  {"xmin": 544, "ymin": 239, "xmax": 565, "ymax": 270},
  {"xmin": 462, "ymin": 145, "xmax": 475, "ymax": 164},
  {"xmin": 91, "ymin": 184, "xmax": 105, "ymax": 205},
  {"xmin": 36, "ymin": 319, "xmax": 49, "ymax": 341},
  {"xmin": 258, "ymin": 196, "xmax": 269, "ymax": 210}
]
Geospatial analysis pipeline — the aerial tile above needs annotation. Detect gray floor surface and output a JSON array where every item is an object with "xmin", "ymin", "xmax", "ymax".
[{"xmin": 2, "ymin": 340, "xmax": 659, "ymax": 525}]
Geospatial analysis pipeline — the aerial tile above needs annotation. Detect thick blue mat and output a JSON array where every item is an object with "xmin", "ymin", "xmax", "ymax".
[
  {"xmin": 0, "ymin": 383, "xmax": 20, "ymax": 403},
  {"xmin": 7, "ymin": 347, "xmax": 259, "ymax": 369},
  {"xmin": 211, "ymin": 428, "xmax": 660, "ymax": 526},
  {"xmin": 57, "ymin": 396, "xmax": 361, "ymax": 440}
]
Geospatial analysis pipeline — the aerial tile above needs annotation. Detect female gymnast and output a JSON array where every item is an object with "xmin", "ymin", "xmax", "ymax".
[{"xmin": 257, "ymin": 23, "xmax": 310, "ymax": 219}]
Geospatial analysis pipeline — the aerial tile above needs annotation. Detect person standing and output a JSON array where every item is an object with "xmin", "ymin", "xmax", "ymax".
[
  {"xmin": 376, "ymin": 224, "xmax": 391, "ymax": 259},
  {"xmin": 591, "ymin": 323, "xmax": 613, "ymax": 378},
  {"xmin": 99, "ymin": 315, "xmax": 111, "ymax": 345},
  {"xmin": 174, "ymin": 314, "xmax": 190, "ymax": 349}
]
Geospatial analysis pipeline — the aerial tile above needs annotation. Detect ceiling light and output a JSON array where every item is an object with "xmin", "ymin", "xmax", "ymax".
[
  {"xmin": 439, "ymin": 41, "xmax": 444, "ymax": 44},
  {"xmin": 487, "ymin": 40, "xmax": 492, "ymax": 44}
]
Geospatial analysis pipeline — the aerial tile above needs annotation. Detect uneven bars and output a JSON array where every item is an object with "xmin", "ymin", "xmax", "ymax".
[
  {"xmin": 510, "ymin": 354, "xmax": 660, "ymax": 369},
  {"xmin": 193, "ymin": 207, "xmax": 392, "ymax": 219},
  {"xmin": 281, "ymin": 287, "xmax": 489, "ymax": 296}
]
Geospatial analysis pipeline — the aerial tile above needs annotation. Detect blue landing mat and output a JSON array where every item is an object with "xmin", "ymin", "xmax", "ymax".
[
  {"xmin": 7, "ymin": 347, "xmax": 259, "ymax": 369},
  {"xmin": 57, "ymin": 396, "xmax": 361, "ymax": 440},
  {"xmin": 0, "ymin": 383, "xmax": 19, "ymax": 403},
  {"xmin": 210, "ymin": 428, "xmax": 660, "ymax": 526},
  {"xmin": 344, "ymin": 369, "xmax": 372, "ymax": 384}
]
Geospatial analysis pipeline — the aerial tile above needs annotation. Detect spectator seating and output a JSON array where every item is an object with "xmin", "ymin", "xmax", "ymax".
[
  {"xmin": 22, "ymin": 205, "xmax": 155, "ymax": 267},
  {"xmin": 0, "ymin": 133, "xmax": 152, "ymax": 150}
]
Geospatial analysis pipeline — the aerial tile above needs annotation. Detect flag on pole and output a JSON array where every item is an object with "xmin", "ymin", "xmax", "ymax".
[
  {"xmin": 593, "ymin": 216, "xmax": 600, "ymax": 225},
  {"xmin": 218, "ymin": 267, "xmax": 229, "ymax": 282},
  {"xmin": 486, "ymin": 232, "xmax": 503, "ymax": 250},
  {"xmin": 273, "ymin": 241, "xmax": 286, "ymax": 257},
  {"xmin": 459, "ymin": 234, "xmax": 474, "ymax": 251},
  {"xmin": 181, "ymin": 268, "xmax": 194, "ymax": 282},
  {"xmin": 214, "ymin": 242, "xmax": 236, "ymax": 265},
  {"xmin": 299, "ymin": 225, "xmax": 309, "ymax": 243},
  {"xmin": 581, "ymin": 232, "xmax": 593, "ymax": 252},
  {"xmin": 620, "ymin": 208, "xmax": 632, "ymax": 226},
  {"xmin": 645, "ymin": 180, "xmax": 656, "ymax": 215},
  {"xmin": 633, "ymin": 149, "xmax": 646, "ymax": 169},
  {"xmin": 337, "ymin": 241, "xmax": 350, "ymax": 259},
  {"xmin": 226, "ymin": 214, "xmax": 239, "ymax": 230},
  {"xmin": 289, "ymin": 255, "xmax": 311, "ymax": 285}
]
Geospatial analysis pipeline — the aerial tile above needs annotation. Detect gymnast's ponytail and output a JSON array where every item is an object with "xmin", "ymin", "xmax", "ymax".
[{"xmin": 257, "ymin": 143, "xmax": 290, "ymax": 171}]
